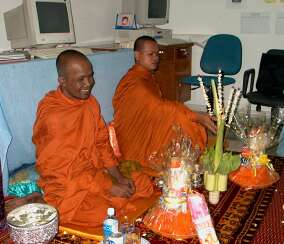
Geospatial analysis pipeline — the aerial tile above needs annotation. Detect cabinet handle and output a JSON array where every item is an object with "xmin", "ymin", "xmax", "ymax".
[{"xmin": 179, "ymin": 48, "xmax": 188, "ymax": 56}]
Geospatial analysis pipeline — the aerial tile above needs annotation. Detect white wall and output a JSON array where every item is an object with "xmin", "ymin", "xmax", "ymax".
[
  {"xmin": 163, "ymin": 0, "xmax": 284, "ymax": 108},
  {"xmin": 70, "ymin": 0, "xmax": 121, "ymax": 45},
  {"xmin": 1, "ymin": 0, "xmax": 284, "ymax": 108},
  {"xmin": 0, "ymin": 0, "xmax": 121, "ymax": 51}
]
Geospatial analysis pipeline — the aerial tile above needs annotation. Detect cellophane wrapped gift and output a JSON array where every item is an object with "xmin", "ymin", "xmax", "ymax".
[
  {"xmin": 229, "ymin": 106, "xmax": 283, "ymax": 189},
  {"xmin": 143, "ymin": 126, "xmax": 202, "ymax": 239}
]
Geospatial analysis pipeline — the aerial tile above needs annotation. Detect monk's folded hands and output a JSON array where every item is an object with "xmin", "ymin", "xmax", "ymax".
[{"xmin": 109, "ymin": 183, "xmax": 134, "ymax": 198}]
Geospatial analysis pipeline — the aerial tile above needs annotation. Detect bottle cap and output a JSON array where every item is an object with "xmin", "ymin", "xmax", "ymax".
[{"xmin": 107, "ymin": 207, "xmax": 115, "ymax": 216}]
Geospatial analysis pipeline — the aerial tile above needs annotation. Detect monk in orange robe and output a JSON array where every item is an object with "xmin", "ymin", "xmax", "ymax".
[
  {"xmin": 113, "ymin": 36, "xmax": 216, "ymax": 169},
  {"xmin": 32, "ymin": 50, "xmax": 153, "ymax": 227}
]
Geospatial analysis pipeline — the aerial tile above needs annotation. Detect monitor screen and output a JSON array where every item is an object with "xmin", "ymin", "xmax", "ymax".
[
  {"xmin": 148, "ymin": 0, "xmax": 167, "ymax": 19},
  {"xmin": 36, "ymin": 2, "xmax": 70, "ymax": 33}
]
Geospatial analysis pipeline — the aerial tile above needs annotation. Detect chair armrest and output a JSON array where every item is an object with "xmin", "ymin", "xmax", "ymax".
[{"xmin": 242, "ymin": 68, "xmax": 255, "ymax": 98}]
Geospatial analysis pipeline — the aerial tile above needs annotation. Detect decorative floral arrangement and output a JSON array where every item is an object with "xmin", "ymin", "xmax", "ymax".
[
  {"xmin": 228, "ymin": 106, "xmax": 282, "ymax": 189},
  {"xmin": 199, "ymin": 71, "xmax": 241, "ymax": 203}
]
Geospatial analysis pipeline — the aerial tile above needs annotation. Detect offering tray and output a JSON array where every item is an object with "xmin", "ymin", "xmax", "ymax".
[{"xmin": 7, "ymin": 203, "xmax": 58, "ymax": 244}]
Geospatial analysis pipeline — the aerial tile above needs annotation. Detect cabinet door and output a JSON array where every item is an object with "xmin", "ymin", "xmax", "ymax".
[
  {"xmin": 156, "ymin": 43, "xmax": 193, "ymax": 101},
  {"xmin": 175, "ymin": 45, "xmax": 192, "ymax": 102},
  {"xmin": 156, "ymin": 46, "xmax": 176, "ymax": 100},
  {"xmin": 175, "ymin": 45, "xmax": 192, "ymax": 76}
]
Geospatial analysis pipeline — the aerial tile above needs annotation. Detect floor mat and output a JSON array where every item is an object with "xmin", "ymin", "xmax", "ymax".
[{"xmin": 1, "ymin": 156, "xmax": 283, "ymax": 244}]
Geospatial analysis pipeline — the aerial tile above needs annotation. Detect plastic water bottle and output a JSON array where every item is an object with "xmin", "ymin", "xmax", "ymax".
[{"xmin": 103, "ymin": 208, "xmax": 119, "ymax": 240}]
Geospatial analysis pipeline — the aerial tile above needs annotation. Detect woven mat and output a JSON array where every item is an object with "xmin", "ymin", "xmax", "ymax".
[
  {"xmin": 252, "ymin": 159, "xmax": 284, "ymax": 244},
  {"xmin": 1, "ymin": 156, "xmax": 283, "ymax": 244},
  {"xmin": 134, "ymin": 156, "xmax": 284, "ymax": 244}
]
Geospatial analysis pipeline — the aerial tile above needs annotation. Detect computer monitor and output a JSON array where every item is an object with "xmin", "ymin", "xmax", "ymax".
[
  {"xmin": 136, "ymin": 0, "xmax": 170, "ymax": 26},
  {"xmin": 122, "ymin": 0, "xmax": 170, "ymax": 26},
  {"xmin": 4, "ymin": 0, "xmax": 76, "ymax": 49}
]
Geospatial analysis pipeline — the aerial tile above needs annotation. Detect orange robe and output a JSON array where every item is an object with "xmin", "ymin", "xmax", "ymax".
[
  {"xmin": 113, "ymin": 64, "xmax": 207, "ymax": 167},
  {"xmin": 32, "ymin": 88, "xmax": 153, "ymax": 227}
]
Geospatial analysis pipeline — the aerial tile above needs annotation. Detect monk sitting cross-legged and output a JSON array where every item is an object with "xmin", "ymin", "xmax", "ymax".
[
  {"xmin": 32, "ymin": 50, "xmax": 154, "ymax": 228},
  {"xmin": 113, "ymin": 36, "xmax": 217, "ymax": 174}
]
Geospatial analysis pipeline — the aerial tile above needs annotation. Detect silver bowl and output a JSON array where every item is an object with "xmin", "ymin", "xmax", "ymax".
[{"xmin": 7, "ymin": 203, "xmax": 58, "ymax": 244}]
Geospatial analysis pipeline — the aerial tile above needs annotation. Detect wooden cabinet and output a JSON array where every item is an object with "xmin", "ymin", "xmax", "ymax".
[{"xmin": 155, "ymin": 43, "xmax": 193, "ymax": 101}]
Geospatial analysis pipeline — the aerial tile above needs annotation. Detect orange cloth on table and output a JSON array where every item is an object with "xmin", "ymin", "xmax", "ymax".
[
  {"xmin": 113, "ymin": 64, "xmax": 207, "ymax": 167},
  {"xmin": 143, "ymin": 207, "xmax": 196, "ymax": 240},
  {"xmin": 32, "ymin": 88, "xmax": 154, "ymax": 227},
  {"xmin": 229, "ymin": 165, "xmax": 280, "ymax": 189}
]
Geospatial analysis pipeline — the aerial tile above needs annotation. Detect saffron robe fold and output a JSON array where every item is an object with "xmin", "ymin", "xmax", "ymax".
[
  {"xmin": 113, "ymin": 64, "xmax": 207, "ymax": 167},
  {"xmin": 33, "ymin": 89, "xmax": 153, "ymax": 227}
]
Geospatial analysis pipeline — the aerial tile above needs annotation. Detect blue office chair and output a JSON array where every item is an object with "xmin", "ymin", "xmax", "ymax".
[{"xmin": 180, "ymin": 34, "xmax": 242, "ymax": 101}]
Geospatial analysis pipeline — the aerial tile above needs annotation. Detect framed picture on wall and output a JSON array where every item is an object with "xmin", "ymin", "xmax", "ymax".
[{"xmin": 115, "ymin": 13, "xmax": 137, "ymax": 29}]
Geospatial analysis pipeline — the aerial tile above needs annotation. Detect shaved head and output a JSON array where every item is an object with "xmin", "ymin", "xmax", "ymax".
[
  {"xmin": 134, "ymin": 36, "xmax": 159, "ymax": 72},
  {"xmin": 56, "ymin": 49, "xmax": 91, "ymax": 77},
  {"xmin": 134, "ymin": 36, "xmax": 157, "ymax": 52}
]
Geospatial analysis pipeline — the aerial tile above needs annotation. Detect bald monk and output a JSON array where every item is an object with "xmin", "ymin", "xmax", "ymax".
[
  {"xmin": 113, "ymin": 36, "xmax": 216, "ymax": 169},
  {"xmin": 32, "ymin": 50, "xmax": 153, "ymax": 227}
]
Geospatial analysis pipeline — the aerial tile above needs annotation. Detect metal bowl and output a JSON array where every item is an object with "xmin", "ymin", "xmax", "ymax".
[{"xmin": 7, "ymin": 203, "xmax": 58, "ymax": 244}]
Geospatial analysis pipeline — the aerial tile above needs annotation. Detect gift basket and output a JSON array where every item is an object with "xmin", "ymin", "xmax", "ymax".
[
  {"xmin": 228, "ymin": 104, "xmax": 283, "ymax": 189},
  {"xmin": 143, "ymin": 126, "xmax": 218, "ymax": 240}
]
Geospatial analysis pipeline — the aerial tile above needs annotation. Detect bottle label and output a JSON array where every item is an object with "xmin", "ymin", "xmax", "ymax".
[{"xmin": 103, "ymin": 219, "xmax": 118, "ymax": 239}]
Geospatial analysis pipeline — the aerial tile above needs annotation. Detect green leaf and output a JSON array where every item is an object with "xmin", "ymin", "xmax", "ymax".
[
  {"xmin": 217, "ymin": 153, "xmax": 231, "ymax": 175},
  {"xmin": 200, "ymin": 147, "xmax": 215, "ymax": 173},
  {"xmin": 216, "ymin": 152, "xmax": 240, "ymax": 174},
  {"xmin": 200, "ymin": 145, "xmax": 241, "ymax": 175},
  {"xmin": 230, "ymin": 154, "xmax": 241, "ymax": 171}
]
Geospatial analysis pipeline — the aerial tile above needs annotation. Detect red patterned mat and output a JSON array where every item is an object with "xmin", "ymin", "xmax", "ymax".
[
  {"xmin": 135, "ymin": 156, "xmax": 284, "ymax": 244},
  {"xmin": 252, "ymin": 161, "xmax": 284, "ymax": 244},
  {"xmin": 0, "ymin": 229, "xmax": 10, "ymax": 244},
  {"xmin": 1, "ymin": 156, "xmax": 283, "ymax": 244}
]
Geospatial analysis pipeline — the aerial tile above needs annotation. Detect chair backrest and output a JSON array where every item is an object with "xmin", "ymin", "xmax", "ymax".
[
  {"xmin": 256, "ymin": 49, "xmax": 284, "ymax": 97},
  {"xmin": 267, "ymin": 49, "xmax": 284, "ymax": 56},
  {"xmin": 200, "ymin": 34, "xmax": 242, "ymax": 75}
]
